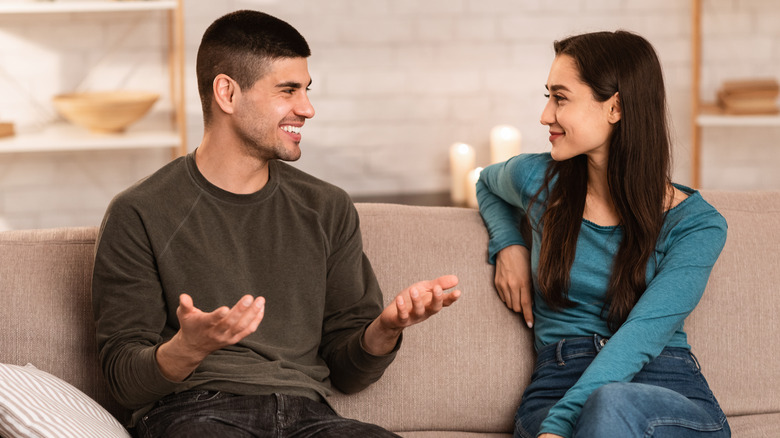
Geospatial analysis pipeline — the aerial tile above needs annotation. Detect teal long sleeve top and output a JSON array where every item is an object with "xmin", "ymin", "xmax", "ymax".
[{"xmin": 476, "ymin": 153, "xmax": 727, "ymax": 437}]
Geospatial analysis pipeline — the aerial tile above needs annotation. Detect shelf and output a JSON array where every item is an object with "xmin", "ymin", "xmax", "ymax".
[
  {"xmin": 0, "ymin": 121, "xmax": 179, "ymax": 154},
  {"xmin": 697, "ymin": 113, "xmax": 780, "ymax": 127},
  {"xmin": 0, "ymin": 0, "xmax": 187, "ymax": 157},
  {"xmin": 0, "ymin": 1, "xmax": 177, "ymax": 14}
]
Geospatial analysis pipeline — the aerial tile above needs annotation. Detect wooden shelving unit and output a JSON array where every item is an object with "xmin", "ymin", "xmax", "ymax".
[
  {"xmin": 690, "ymin": 0, "xmax": 780, "ymax": 188},
  {"xmin": 0, "ymin": 0, "xmax": 186, "ymax": 157}
]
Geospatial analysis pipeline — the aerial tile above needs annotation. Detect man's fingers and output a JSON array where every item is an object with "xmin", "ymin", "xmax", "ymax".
[
  {"xmin": 428, "ymin": 285, "xmax": 444, "ymax": 313},
  {"xmin": 178, "ymin": 293, "xmax": 194, "ymax": 313},
  {"xmin": 434, "ymin": 274, "xmax": 459, "ymax": 290},
  {"xmin": 409, "ymin": 287, "xmax": 426, "ymax": 317},
  {"xmin": 441, "ymin": 288, "xmax": 461, "ymax": 306},
  {"xmin": 396, "ymin": 295, "xmax": 409, "ymax": 322},
  {"xmin": 213, "ymin": 295, "xmax": 263, "ymax": 336},
  {"xmin": 232, "ymin": 296, "xmax": 266, "ymax": 337}
]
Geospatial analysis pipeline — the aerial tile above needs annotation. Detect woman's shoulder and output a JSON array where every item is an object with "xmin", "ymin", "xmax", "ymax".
[
  {"xmin": 512, "ymin": 152, "xmax": 553, "ymax": 169},
  {"xmin": 663, "ymin": 184, "xmax": 727, "ymax": 244},
  {"xmin": 669, "ymin": 184, "xmax": 725, "ymax": 222},
  {"xmin": 498, "ymin": 152, "xmax": 552, "ymax": 184}
]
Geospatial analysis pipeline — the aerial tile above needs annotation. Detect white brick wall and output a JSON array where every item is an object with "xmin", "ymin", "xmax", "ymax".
[{"xmin": 1, "ymin": 0, "xmax": 779, "ymax": 230}]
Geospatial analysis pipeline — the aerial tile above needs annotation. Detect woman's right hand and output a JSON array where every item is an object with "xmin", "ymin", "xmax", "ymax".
[{"xmin": 495, "ymin": 245, "xmax": 534, "ymax": 328}]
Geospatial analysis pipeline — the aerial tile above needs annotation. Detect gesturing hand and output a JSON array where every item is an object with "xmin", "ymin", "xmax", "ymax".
[
  {"xmin": 156, "ymin": 293, "xmax": 265, "ymax": 381},
  {"xmin": 381, "ymin": 275, "xmax": 461, "ymax": 330},
  {"xmin": 363, "ymin": 275, "xmax": 461, "ymax": 356},
  {"xmin": 495, "ymin": 245, "xmax": 534, "ymax": 328},
  {"xmin": 176, "ymin": 293, "xmax": 266, "ymax": 356}
]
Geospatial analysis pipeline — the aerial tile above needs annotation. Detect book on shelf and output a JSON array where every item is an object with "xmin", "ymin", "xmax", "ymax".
[
  {"xmin": 716, "ymin": 78, "xmax": 779, "ymax": 115},
  {"xmin": 0, "ymin": 122, "xmax": 15, "ymax": 139}
]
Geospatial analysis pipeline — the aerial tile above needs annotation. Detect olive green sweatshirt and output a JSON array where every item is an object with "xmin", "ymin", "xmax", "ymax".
[{"xmin": 92, "ymin": 152, "xmax": 397, "ymax": 425}]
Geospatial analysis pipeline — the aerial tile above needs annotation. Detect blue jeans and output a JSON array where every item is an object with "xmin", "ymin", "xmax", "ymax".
[
  {"xmin": 515, "ymin": 335, "xmax": 730, "ymax": 438},
  {"xmin": 135, "ymin": 390, "xmax": 399, "ymax": 438}
]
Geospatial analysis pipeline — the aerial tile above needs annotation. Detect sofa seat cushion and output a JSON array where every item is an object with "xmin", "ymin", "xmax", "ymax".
[{"xmin": 398, "ymin": 432, "xmax": 512, "ymax": 437}]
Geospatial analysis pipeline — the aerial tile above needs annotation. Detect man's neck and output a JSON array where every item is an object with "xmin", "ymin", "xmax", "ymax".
[{"xmin": 195, "ymin": 133, "xmax": 271, "ymax": 195}]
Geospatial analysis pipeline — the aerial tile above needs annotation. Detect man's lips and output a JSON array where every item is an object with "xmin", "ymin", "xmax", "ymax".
[
  {"xmin": 280, "ymin": 125, "xmax": 302, "ymax": 135},
  {"xmin": 281, "ymin": 124, "xmax": 303, "ymax": 141}
]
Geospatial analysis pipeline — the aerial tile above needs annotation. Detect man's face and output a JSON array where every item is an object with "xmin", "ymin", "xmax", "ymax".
[{"xmin": 233, "ymin": 57, "xmax": 315, "ymax": 162}]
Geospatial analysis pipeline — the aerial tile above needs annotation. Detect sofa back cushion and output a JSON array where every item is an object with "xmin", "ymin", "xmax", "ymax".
[
  {"xmin": 0, "ymin": 227, "xmax": 128, "ymax": 424},
  {"xmin": 329, "ymin": 204, "xmax": 535, "ymax": 433},
  {"xmin": 687, "ymin": 191, "xmax": 780, "ymax": 417}
]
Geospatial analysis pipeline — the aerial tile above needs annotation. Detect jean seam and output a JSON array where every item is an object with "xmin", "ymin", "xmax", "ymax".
[
  {"xmin": 644, "ymin": 416, "xmax": 725, "ymax": 437},
  {"xmin": 535, "ymin": 352, "xmax": 597, "ymax": 371}
]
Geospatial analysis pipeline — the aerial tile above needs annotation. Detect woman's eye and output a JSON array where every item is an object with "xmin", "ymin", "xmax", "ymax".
[{"xmin": 544, "ymin": 93, "xmax": 565, "ymax": 102}]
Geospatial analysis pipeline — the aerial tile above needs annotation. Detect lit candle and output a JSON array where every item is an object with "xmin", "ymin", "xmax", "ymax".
[
  {"xmin": 490, "ymin": 125, "xmax": 521, "ymax": 164},
  {"xmin": 466, "ymin": 167, "xmax": 483, "ymax": 209},
  {"xmin": 449, "ymin": 142, "xmax": 475, "ymax": 205}
]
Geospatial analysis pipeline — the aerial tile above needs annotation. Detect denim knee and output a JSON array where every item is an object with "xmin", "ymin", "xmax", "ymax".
[{"xmin": 574, "ymin": 382, "xmax": 728, "ymax": 438}]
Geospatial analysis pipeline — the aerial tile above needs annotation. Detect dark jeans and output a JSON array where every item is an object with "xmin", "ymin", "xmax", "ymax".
[
  {"xmin": 515, "ymin": 335, "xmax": 731, "ymax": 438},
  {"xmin": 135, "ymin": 390, "xmax": 399, "ymax": 438}
]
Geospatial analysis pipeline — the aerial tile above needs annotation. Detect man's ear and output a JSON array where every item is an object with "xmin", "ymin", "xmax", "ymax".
[
  {"xmin": 213, "ymin": 74, "xmax": 238, "ymax": 115},
  {"xmin": 608, "ymin": 92, "xmax": 621, "ymax": 124}
]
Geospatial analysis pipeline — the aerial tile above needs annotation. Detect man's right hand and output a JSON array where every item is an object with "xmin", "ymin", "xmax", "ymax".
[
  {"xmin": 495, "ymin": 245, "xmax": 534, "ymax": 328},
  {"xmin": 156, "ymin": 293, "xmax": 265, "ymax": 382}
]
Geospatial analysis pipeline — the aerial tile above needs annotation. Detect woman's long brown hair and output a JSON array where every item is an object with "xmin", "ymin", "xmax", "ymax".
[{"xmin": 531, "ymin": 31, "xmax": 672, "ymax": 332}]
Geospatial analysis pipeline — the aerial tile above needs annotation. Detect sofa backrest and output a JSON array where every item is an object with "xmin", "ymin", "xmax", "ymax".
[
  {"xmin": 0, "ymin": 227, "xmax": 128, "ymax": 424},
  {"xmin": 1, "ymin": 191, "xmax": 779, "ymax": 434},
  {"xmin": 329, "ymin": 204, "xmax": 533, "ymax": 433},
  {"xmin": 684, "ymin": 191, "xmax": 780, "ymax": 418}
]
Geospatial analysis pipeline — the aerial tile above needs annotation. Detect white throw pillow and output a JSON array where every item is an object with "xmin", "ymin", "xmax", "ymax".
[{"xmin": 0, "ymin": 363, "xmax": 130, "ymax": 438}]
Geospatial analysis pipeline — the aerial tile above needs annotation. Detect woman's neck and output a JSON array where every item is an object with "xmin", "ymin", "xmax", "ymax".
[{"xmin": 583, "ymin": 154, "xmax": 619, "ymax": 226}]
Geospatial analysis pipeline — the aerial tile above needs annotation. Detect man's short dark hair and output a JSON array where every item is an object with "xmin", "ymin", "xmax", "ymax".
[{"xmin": 196, "ymin": 10, "xmax": 311, "ymax": 124}]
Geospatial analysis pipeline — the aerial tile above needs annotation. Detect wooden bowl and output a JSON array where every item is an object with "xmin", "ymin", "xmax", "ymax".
[{"xmin": 52, "ymin": 91, "xmax": 159, "ymax": 134}]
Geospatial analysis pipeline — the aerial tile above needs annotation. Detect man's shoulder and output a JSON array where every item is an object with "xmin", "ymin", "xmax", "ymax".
[
  {"xmin": 110, "ymin": 155, "xmax": 190, "ymax": 210},
  {"xmin": 273, "ymin": 161, "xmax": 352, "ymax": 207}
]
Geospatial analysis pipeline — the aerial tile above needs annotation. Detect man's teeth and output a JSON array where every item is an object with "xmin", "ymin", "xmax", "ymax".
[{"xmin": 281, "ymin": 125, "xmax": 301, "ymax": 134}]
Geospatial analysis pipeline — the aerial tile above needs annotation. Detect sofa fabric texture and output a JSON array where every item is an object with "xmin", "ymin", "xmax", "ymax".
[{"xmin": 1, "ymin": 191, "xmax": 779, "ymax": 437}]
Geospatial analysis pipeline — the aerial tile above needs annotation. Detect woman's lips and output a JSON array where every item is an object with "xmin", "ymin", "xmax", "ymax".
[{"xmin": 549, "ymin": 132, "xmax": 563, "ymax": 142}]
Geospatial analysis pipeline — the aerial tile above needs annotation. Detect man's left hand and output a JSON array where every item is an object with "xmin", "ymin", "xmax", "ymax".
[{"xmin": 363, "ymin": 275, "xmax": 460, "ymax": 355}]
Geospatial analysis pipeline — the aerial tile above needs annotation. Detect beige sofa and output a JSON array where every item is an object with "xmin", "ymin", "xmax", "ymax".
[{"xmin": 1, "ymin": 191, "xmax": 779, "ymax": 437}]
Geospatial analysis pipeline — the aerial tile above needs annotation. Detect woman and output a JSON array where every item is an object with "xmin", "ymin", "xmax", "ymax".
[{"xmin": 476, "ymin": 31, "xmax": 730, "ymax": 438}]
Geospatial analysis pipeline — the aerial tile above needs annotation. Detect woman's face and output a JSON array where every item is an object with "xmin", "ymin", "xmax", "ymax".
[{"xmin": 540, "ymin": 55, "xmax": 620, "ymax": 163}]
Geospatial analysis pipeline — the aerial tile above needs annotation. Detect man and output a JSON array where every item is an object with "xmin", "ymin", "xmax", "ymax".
[{"xmin": 92, "ymin": 10, "xmax": 460, "ymax": 438}]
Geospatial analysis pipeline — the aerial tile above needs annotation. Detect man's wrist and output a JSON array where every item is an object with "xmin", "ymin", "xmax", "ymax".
[
  {"xmin": 156, "ymin": 333, "xmax": 205, "ymax": 381},
  {"xmin": 362, "ymin": 319, "xmax": 402, "ymax": 356}
]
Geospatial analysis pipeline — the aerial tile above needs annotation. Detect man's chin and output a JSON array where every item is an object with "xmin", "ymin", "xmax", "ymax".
[{"xmin": 277, "ymin": 147, "xmax": 302, "ymax": 162}]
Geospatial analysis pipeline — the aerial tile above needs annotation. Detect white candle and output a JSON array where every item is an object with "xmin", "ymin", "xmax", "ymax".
[
  {"xmin": 490, "ymin": 125, "xmax": 521, "ymax": 164},
  {"xmin": 449, "ymin": 142, "xmax": 475, "ymax": 205},
  {"xmin": 466, "ymin": 167, "xmax": 483, "ymax": 209}
]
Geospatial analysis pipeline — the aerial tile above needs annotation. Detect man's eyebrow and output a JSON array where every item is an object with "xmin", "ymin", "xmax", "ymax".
[{"xmin": 276, "ymin": 79, "xmax": 313, "ymax": 89}]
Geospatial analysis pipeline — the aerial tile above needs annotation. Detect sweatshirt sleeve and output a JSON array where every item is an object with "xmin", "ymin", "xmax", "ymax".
[
  {"xmin": 538, "ymin": 208, "xmax": 728, "ymax": 437},
  {"xmin": 477, "ymin": 154, "xmax": 546, "ymax": 264},
  {"xmin": 318, "ymin": 200, "xmax": 398, "ymax": 394},
  {"xmin": 91, "ymin": 195, "xmax": 187, "ymax": 410}
]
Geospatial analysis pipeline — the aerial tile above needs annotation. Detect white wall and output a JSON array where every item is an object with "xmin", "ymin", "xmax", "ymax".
[{"xmin": 1, "ymin": 0, "xmax": 779, "ymax": 230}]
